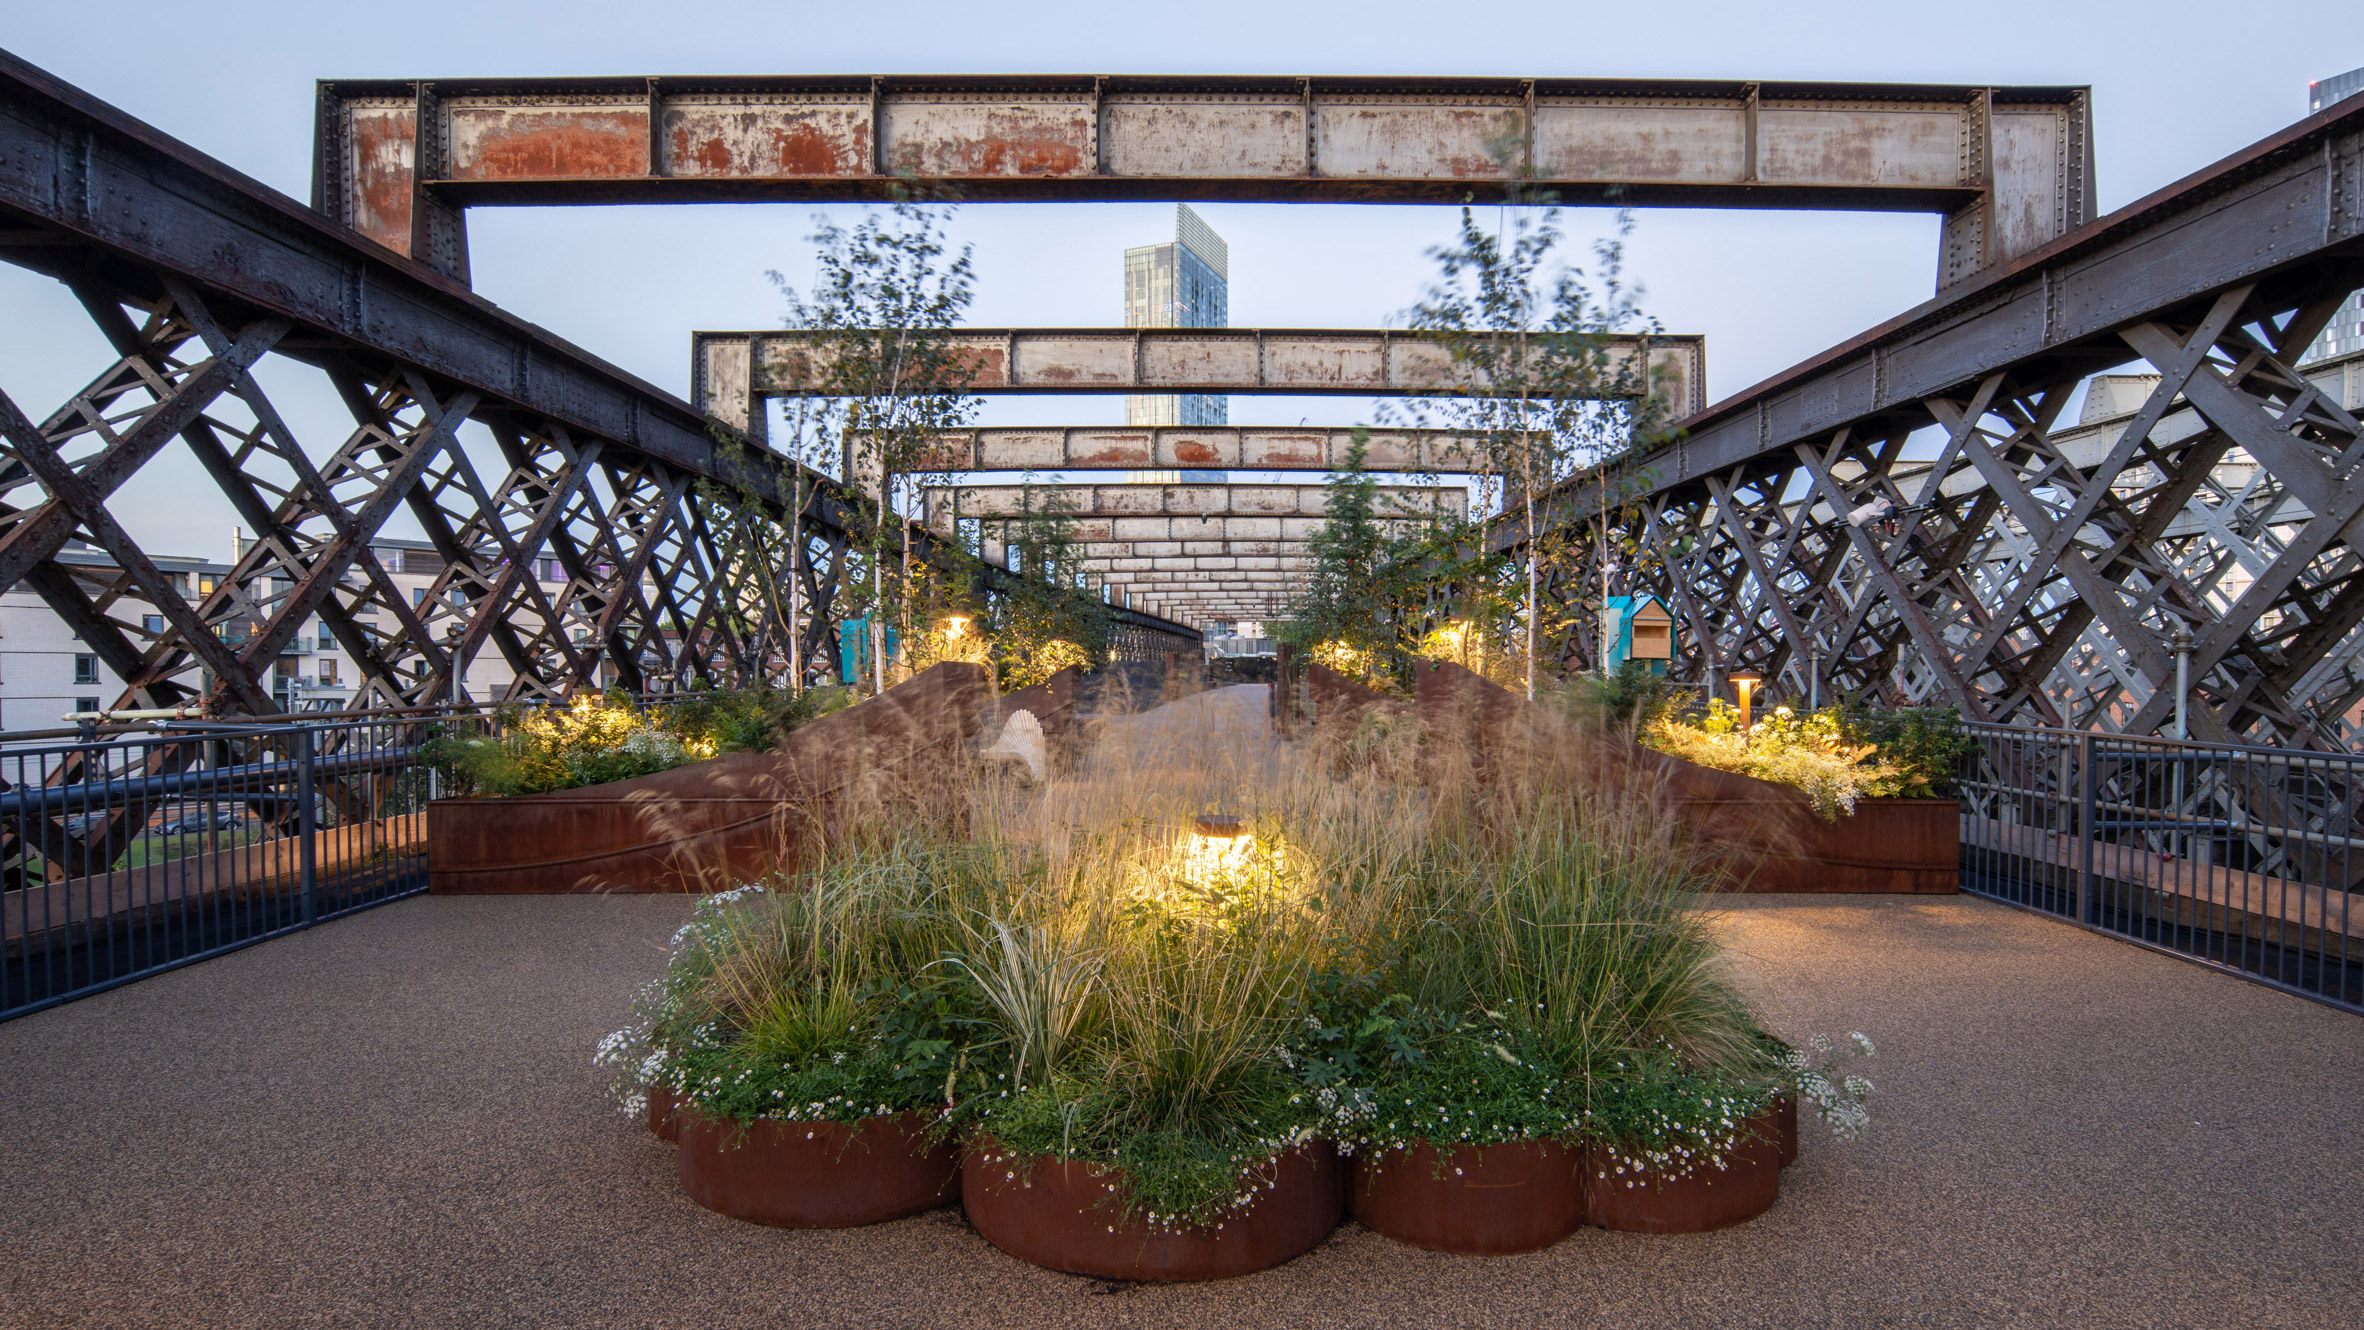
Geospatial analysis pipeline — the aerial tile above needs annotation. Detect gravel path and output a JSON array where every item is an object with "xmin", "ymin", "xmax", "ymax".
[{"xmin": 3, "ymin": 890, "xmax": 2359, "ymax": 1329}]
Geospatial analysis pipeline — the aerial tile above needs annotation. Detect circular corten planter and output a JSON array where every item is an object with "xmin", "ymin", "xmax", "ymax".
[
  {"xmin": 647, "ymin": 1084, "xmax": 681, "ymax": 1143},
  {"xmin": 1351, "ymin": 1138, "xmax": 1583, "ymax": 1254},
  {"xmin": 962, "ymin": 1135, "xmax": 1345, "ymax": 1281},
  {"xmin": 677, "ymin": 1108, "xmax": 958, "ymax": 1227},
  {"xmin": 1580, "ymin": 1100, "xmax": 1786, "ymax": 1234}
]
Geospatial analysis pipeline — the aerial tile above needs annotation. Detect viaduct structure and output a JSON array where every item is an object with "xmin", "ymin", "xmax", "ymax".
[{"xmin": 8, "ymin": 52, "xmax": 2364, "ymax": 753}]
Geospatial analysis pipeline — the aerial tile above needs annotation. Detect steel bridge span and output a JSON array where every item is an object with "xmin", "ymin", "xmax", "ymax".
[
  {"xmin": 0, "ymin": 51, "xmax": 1202, "ymax": 726},
  {"xmin": 9, "ymin": 47, "xmax": 2364, "ymax": 752},
  {"xmin": 1503, "ymin": 95, "xmax": 2364, "ymax": 749}
]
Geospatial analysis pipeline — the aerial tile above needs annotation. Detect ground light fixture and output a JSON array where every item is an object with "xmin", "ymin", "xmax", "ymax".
[
  {"xmin": 1728, "ymin": 669, "xmax": 1763, "ymax": 733},
  {"xmin": 1181, "ymin": 813, "xmax": 1254, "ymax": 888},
  {"xmin": 945, "ymin": 615, "xmax": 971, "ymax": 639}
]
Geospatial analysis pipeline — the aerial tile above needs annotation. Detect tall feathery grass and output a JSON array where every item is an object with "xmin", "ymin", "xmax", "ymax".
[{"xmin": 603, "ymin": 674, "xmax": 1859, "ymax": 1229}]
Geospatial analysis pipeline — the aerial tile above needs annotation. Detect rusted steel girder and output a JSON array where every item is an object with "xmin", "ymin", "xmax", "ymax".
[
  {"xmin": 829, "ymin": 426, "xmax": 1508, "ymax": 475},
  {"xmin": 1495, "ymin": 93, "xmax": 2364, "ymax": 748},
  {"xmin": 693, "ymin": 328, "xmax": 1703, "ymax": 422},
  {"xmin": 922, "ymin": 482, "xmax": 1464, "ymax": 524},
  {"xmin": 313, "ymin": 75, "xmax": 2092, "ymax": 289},
  {"xmin": 0, "ymin": 50, "xmax": 1198, "ymax": 725}
]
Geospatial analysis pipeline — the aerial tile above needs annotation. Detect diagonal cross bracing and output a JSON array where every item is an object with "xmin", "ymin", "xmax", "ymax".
[
  {"xmin": 1497, "ymin": 92, "xmax": 2364, "ymax": 746},
  {"xmin": 0, "ymin": 51, "xmax": 1201, "ymax": 729}
]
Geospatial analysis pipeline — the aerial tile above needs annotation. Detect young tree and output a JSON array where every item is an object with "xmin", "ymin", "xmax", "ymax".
[
  {"xmin": 991, "ymin": 484, "xmax": 1112, "ymax": 688},
  {"xmin": 1396, "ymin": 202, "xmax": 1662, "ymax": 698},
  {"xmin": 1280, "ymin": 430, "xmax": 1411, "ymax": 685},
  {"xmin": 770, "ymin": 196, "xmax": 978, "ymax": 695}
]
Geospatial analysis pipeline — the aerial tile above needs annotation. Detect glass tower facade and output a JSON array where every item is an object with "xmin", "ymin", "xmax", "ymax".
[
  {"xmin": 1123, "ymin": 203, "xmax": 1230, "ymax": 429},
  {"xmin": 2306, "ymin": 68, "xmax": 2364, "ymax": 363}
]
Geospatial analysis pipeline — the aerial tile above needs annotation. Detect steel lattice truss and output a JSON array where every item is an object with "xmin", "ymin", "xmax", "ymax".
[
  {"xmin": 1501, "ymin": 95, "xmax": 2364, "ymax": 748},
  {"xmin": 0, "ymin": 54, "xmax": 1198, "ymax": 726},
  {"xmin": 0, "ymin": 276, "xmax": 861, "ymax": 711},
  {"xmin": 1529, "ymin": 287, "xmax": 2364, "ymax": 747}
]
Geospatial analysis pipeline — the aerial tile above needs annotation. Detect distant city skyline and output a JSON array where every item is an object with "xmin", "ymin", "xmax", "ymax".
[
  {"xmin": 1123, "ymin": 203, "xmax": 1231, "ymax": 484},
  {"xmin": 1124, "ymin": 203, "xmax": 1231, "ymax": 429}
]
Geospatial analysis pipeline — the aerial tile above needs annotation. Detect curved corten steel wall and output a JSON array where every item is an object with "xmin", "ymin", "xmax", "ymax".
[
  {"xmin": 1409, "ymin": 661, "xmax": 1958, "ymax": 894},
  {"xmin": 427, "ymin": 663, "xmax": 994, "ymax": 893}
]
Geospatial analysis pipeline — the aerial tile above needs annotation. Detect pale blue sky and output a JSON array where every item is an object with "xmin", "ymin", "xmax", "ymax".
[{"xmin": 1, "ymin": 0, "xmax": 2356, "ymax": 557}]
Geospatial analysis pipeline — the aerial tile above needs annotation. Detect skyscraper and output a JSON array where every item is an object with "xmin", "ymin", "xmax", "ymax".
[
  {"xmin": 1124, "ymin": 204, "xmax": 1230, "ymax": 428},
  {"xmin": 2306, "ymin": 68, "xmax": 2364, "ymax": 362}
]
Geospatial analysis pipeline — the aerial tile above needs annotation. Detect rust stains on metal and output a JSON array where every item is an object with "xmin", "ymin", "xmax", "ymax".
[
  {"xmin": 888, "ymin": 104, "xmax": 1091, "ymax": 177},
  {"xmin": 665, "ymin": 104, "xmax": 871, "ymax": 178},
  {"xmin": 343, "ymin": 104, "xmax": 415, "ymax": 252},
  {"xmin": 1070, "ymin": 436, "xmax": 1152, "ymax": 467},
  {"xmin": 448, "ymin": 107, "xmax": 649, "ymax": 179}
]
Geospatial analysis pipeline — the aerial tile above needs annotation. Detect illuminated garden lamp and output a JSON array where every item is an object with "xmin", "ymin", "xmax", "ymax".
[
  {"xmin": 1728, "ymin": 669, "xmax": 1763, "ymax": 732},
  {"xmin": 945, "ymin": 614, "xmax": 971, "ymax": 639},
  {"xmin": 1184, "ymin": 813, "xmax": 1253, "ymax": 885}
]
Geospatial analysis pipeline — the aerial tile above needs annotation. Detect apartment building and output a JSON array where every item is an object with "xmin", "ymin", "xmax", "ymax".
[{"xmin": 0, "ymin": 536, "xmax": 576, "ymax": 730}]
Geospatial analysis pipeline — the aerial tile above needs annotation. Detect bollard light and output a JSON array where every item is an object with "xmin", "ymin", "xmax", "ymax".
[
  {"xmin": 1182, "ymin": 813, "xmax": 1253, "ymax": 886},
  {"xmin": 945, "ymin": 614, "xmax": 971, "ymax": 640},
  {"xmin": 1728, "ymin": 669, "xmax": 1763, "ymax": 733}
]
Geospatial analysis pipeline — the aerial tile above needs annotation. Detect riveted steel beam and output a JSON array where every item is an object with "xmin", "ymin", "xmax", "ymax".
[
  {"xmin": 695, "ymin": 328, "xmax": 1703, "ymax": 417},
  {"xmin": 0, "ymin": 51, "xmax": 1199, "ymax": 719},
  {"xmin": 314, "ymin": 75, "xmax": 2092, "ymax": 288}
]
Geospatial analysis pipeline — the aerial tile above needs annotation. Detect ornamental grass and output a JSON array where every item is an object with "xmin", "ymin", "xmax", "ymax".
[{"xmin": 600, "ymin": 679, "xmax": 1873, "ymax": 1230}]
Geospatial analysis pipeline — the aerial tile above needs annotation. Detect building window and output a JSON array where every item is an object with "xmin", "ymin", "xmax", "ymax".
[
  {"xmin": 412, "ymin": 588, "xmax": 428, "ymax": 608},
  {"xmin": 317, "ymin": 625, "xmax": 334, "ymax": 649},
  {"xmin": 142, "ymin": 614, "xmax": 165, "ymax": 634},
  {"xmin": 318, "ymin": 658, "xmax": 339, "ymax": 684},
  {"xmin": 76, "ymin": 697, "xmax": 99, "ymax": 715},
  {"xmin": 72, "ymin": 653, "xmax": 98, "ymax": 685},
  {"xmin": 198, "ymin": 577, "xmax": 215, "ymax": 595}
]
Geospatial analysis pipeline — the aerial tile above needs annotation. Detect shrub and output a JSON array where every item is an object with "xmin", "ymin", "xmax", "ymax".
[
  {"xmin": 596, "ymin": 673, "xmax": 1874, "ymax": 1229},
  {"xmin": 424, "ymin": 687, "xmax": 816, "ymax": 797}
]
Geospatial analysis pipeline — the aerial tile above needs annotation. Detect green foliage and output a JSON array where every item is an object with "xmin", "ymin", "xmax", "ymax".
[
  {"xmin": 1391, "ymin": 197, "xmax": 1671, "ymax": 691},
  {"xmin": 1835, "ymin": 699, "xmax": 1975, "ymax": 798},
  {"xmin": 989, "ymin": 485, "xmax": 1111, "ymax": 687},
  {"xmin": 1280, "ymin": 431, "xmax": 1416, "ymax": 682},
  {"xmin": 771, "ymin": 194, "xmax": 981, "ymax": 692},
  {"xmin": 665, "ymin": 685, "xmax": 820, "ymax": 756},
  {"xmin": 422, "ymin": 688, "xmax": 815, "ymax": 798},
  {"xmin": 1643, "ymin": 698, "xmax": 1972, "ymax": 817},
  {"xmin": 1555, "ymin": 658, "xmax": 1678, "ymax": 733}
]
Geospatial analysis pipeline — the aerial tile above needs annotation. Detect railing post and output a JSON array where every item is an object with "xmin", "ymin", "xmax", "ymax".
[
  {"xmin": 2077, "ymin": 731, "xmax": 2096, "ymax": 927},
  {"xmin": 295, "ymin": 727, "xmax": 318, "ymax": 927}
]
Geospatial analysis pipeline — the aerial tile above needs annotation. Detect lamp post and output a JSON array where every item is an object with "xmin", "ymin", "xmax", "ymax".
[
  {"xmin": 2169, "ymin": 623, "xmax": 2194, "ymax": 740},
  {"xmin": 1728, "ymin": 668, "xmax": 1763, "ymax": 733}
]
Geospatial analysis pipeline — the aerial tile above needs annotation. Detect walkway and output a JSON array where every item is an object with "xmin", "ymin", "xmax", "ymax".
[{"xmin": 2, "ymin": 891, "xmax": 2358, "ymax": 1328}]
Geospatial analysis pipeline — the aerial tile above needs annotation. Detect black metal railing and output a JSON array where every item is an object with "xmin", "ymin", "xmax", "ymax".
[
  {"xmin": 0, "ymin": 708, "xmax": 494, "ymax": 1019},
  {"xmin": 1960, "ymin": 724, "xmax": 2363, "ymax": 1013}
]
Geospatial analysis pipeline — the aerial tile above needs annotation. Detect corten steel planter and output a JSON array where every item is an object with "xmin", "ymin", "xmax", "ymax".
[
  {"xmin": 427, "ymin": 663, "xmax": 993, "ymax": 893},
  {"xmin": 1411, "ymin": 662, "xmax": 1959, "ymax": 894},
  {"xmin": 1351, "ymin": 1138, "xmax": 1584, "ymax": 1255},
  {"xmin": 1678, "ymin": 794, "xmax": 1960, "ymax": 893},
  {"xmin": 676, "ymin": 1108, "xmax": 958, "ymax": 1228},
  {"xmin": 647, "ymin": 1084, "xmax": 680, "ymax": 1143},
  {"xmin": 962, "ymin": 1136, "xmax": 1346, "ymax": 1282},
  {"xmin": 1580, "ymin": 1100, "xmax": 1786, "ymax": 1234}
]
